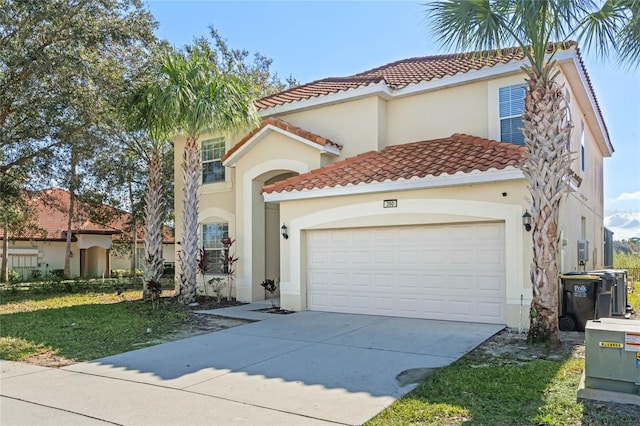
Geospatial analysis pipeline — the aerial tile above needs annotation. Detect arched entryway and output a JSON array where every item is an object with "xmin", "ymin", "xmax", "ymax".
[{"xmin": 237, "ymin": 159, "xmax": 308, "ymax": 302}]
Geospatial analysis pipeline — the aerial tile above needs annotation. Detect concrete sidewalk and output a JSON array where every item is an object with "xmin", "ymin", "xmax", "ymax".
[{"xmin": 1, "ymin": 307, "xmax": 502, "ymax": 425}]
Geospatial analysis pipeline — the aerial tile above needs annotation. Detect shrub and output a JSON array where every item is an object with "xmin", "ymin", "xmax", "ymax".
[
  {"xmin": 110, "ymin": 269, "xmax": 141, "ymax": 278},
  {"xmin": 50, "ymin": 269, "xmax": 65, "ymax": 278},
  {"xmin": 7, "ymin": 270, "xmax": 21, "ymax": 282},
  {"xmin": 162, "ymin": 265, "xmax": 175, "ymax": 277}
]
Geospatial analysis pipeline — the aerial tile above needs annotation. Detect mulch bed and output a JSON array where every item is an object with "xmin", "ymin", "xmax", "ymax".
[{"xmin": 186, "ymin": 296, "xmax": 247, "ymax": 310}]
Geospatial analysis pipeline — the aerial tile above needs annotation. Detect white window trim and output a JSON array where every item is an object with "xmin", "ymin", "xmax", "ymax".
[
  {"xmin": 498, "ymin": 84, "xmax": 526, "ymax": 145},
  {"xmin": 202, "ymin": 222, "xmax": 229, "ymax": 276},
  {"xmin": 202, "ymin": 137, "xmax": 228, "ymax": 186}
]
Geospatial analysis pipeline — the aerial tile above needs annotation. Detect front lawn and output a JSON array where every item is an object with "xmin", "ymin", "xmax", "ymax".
[{"xmin": 0, "ymin": 289, "xmax": 191, "ymax": 364}]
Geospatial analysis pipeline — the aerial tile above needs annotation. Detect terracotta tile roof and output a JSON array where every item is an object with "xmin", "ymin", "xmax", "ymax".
[
  {"xmin": 255, "ymin": 43, "xmax": 578, "ymax": 110},
  {"xmin": 253, "ymin": 43, "xmax": 609, "ymax": 146},
  {"xmin": 222, "ymin": 117, "xmax": 342, "ymax": 163},
  {"xmin": 1, "ymin": 188, "xmax": 175, "ymax": 243},
  {"xmin": 262, "ymin": 134, "xmax": 526, "ymax": 194}
]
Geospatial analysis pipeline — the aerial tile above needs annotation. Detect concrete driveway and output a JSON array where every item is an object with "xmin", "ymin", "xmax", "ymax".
[{"xmin": 1, "ymin": 307, "xmax": 502, "ymax": 425}]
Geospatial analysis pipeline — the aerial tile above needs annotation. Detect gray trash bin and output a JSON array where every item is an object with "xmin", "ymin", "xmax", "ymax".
[{"xmin": 589, "ymin": 269, "xmax": 629, "ymax": 317}]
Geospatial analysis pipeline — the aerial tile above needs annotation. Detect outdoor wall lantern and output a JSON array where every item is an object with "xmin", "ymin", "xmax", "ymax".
[
  {"xmin": 522, "ymin": 210, "xmax": 532, "ymax": 232},
  {"xmin": 281, "ymin": 223, "xmax": 289, "ymax": 240}
]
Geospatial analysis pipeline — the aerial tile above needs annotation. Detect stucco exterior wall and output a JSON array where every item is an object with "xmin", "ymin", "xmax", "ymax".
[
  {"xmin": 279, "ymin": 96, "xmax": 382, "ymax": 158},
  {"xmin": 3, "ymin": 241, "xmax": 80, "ymax": 278},
  {"xmin": 232, "ymin": 131, "xmax": 324, "ymax": 300},
  {"xmin": 387, "ymin": 79, "xmax": 492, "ymax": 144}
]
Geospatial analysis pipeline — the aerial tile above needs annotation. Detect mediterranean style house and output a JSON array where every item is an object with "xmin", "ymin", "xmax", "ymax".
[
  {"xmin": 1, "ymin": 188, "xmax": 175, "ymax": 280},
  {"xmin": 173, "ymin": 44, "xmax": 611, "ymax": 328}
]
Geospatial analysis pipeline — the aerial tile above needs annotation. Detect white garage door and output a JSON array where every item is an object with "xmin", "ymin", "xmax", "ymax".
[{"xmin": 306, "ymin": 222, "xmax": 506, "ymax": 324}]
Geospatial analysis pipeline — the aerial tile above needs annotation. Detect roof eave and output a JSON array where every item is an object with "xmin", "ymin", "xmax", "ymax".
[
  {"xmin": 263, "ymin": 168, "xmax": 525, "ymax": 202},
  {"xmin": 257, "ymin": 60, "xmax": 529, "ymax": 118},
  {"xmin": 223, "ymin": 124, "xmax": 341, "ymax": 167},
  {"xmin": 556, "ymin": 51, "xmax": 613, "ymax": 157}
]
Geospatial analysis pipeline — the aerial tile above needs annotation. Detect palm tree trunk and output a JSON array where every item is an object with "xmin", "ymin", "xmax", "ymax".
[
  {"xmin": 180, "ymin": 136, "xmax": 201, "ymax": 304},
  {"xmin": 521, "ymin": 72, "xmax": 573, "ymax": 346},
  {"xmin": 128, "ymin": 177, "xmax": 137, "ymax": 277},
  {"xmin": 64, "ymin": 150, "xmax": 78, "ymax": 279},
  {"xmin": 143, "ymin": 150, "xmax": 165, "ymax": 298},
  {"xmin": 1, "ymin": 214, "xmax": 9, "ymax": 283}
]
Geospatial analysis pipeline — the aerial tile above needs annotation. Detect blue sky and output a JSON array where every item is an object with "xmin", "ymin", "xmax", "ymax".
[{"xmin": 146, "ymin": 1, "xmax": 640, "ymax": 239}]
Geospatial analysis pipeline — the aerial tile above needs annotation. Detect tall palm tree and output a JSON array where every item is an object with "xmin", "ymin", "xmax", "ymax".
[
  {"xmin": 126, "ymin": 85, "xmax": 170, "ymax": 298},
  {"xmin": 149, "ymin": 47, "xmax": 258, "ymax": 304},
  {"xmin": 425, "ymin": 0, "xmax": 639, "ymax": 345}
]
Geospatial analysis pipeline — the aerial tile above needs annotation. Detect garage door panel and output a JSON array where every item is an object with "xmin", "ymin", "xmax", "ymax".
[
  {"xmin": 477, "ymin": 248, "xmax": 504, "ymax": 264},
  {"xmin": 352, "ymin": 250, "xmax": 370, "ymax": 264},
  {"xmin": 477, "ymin": 301, "xmax": 505, "ymax": 319},
  {"xmin": 352, "ymin": 273, "xmax": 370, "ymax": 287},
  {"xmin": 477, "ymin": 275, "xmax": 504, "ymax": 291},
  {"xmin": 476, "ymin": 223, "xmax": 504, "ymax": 240},
  {"xmin": 396, "ymin": 298, "xmax": 421, "ymax": 315},
  {"xmin": 308, "ymin": 271, "xmax": 329, "ymax": 286},
  {"xmin": 397, "ymin": 273, "xmax": 420, "ymax": 289},
  {"xmin": 420, "ymin": 298, "xmax": 447, "ymax": 316},
  {"xmin": 422, "ymin": 249, "xmax": 447, "ymax": 263},
  {"xmin": 307, "ymin": 223, "xmax": 506, "ymax": 324},
  {"xmin": 329, "ymin": 273, "xmax": 349, "ymax": 286},
  {"xmin": 398, "ymin": 249, "xmax": 420, "ymax": 263},
  {"xmin": 374, "ymin": 229, "xmax": 394, "ymax": 242},
  {"xmin": 448, "ymin": 274, "xmax": 474, "ymax": 290}
]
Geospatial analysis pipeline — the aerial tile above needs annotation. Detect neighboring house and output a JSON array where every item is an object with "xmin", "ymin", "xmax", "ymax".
[
  {"xmin": 0, "ymin": 188, "xmax": 175, "ymax": 280},
  {"xmin": 173, "ymin": 44, "xmax": 611, "ymax": 327}
]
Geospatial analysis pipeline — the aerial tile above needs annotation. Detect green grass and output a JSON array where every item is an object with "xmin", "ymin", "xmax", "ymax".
[
  {"xmin": 368, "ymin": 356, "xmax": 574, "ymax": 426},
  {"xmin": 628, "ymin": 281, "xmax": 639, "ymax": 312},
  {"xmin": 0, "ymin": 290, "xmax": 190, "ymax": 363},
  {"xmin": 368, "ymin": 355, "xmax": 640, "ymax": 426}
]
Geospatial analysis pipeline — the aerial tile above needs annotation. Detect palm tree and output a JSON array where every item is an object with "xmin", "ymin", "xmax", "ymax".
[
  {"xmin": 149, "ymin": 47, "xmax": 258, "ymax": 304},
  {"xmin": 425, "ymin": 0, "xmax": 639, "ymax": 345},
  {"xmin": 126, "ymin": 84, "xmax": 170, "ymax": 299}
]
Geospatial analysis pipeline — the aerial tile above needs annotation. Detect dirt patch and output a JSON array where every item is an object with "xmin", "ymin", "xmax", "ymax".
[
  {"xmin": 473, "ymin": 328, "xmax": 586, "ymax": 366},
  {"xmin": 252, "ymin": 306, "xmax": 295, "ymax": 314},
  {"xmin": 158, "ymin": 313, "xmax": 250, "ymax": 343},
  {"xmin": 22, "ymin": 353, "xmax": 76, "ymax": 368}
]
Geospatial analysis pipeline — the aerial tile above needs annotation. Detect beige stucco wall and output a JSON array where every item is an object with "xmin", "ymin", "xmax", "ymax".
[
  {"xmin": 279, "ymin": 96, "xmax": 382, "ymax": 158},
  {"xmin": 387, "ymin": 79, "xmax": 492, "ymax": 144},
  {"xmin": 4, "ymin": 241, "xmax": 80, "ymax": 278},
  {"xmin": 232, "ymin": 131, "xmax": 325, "ymax": 300}
]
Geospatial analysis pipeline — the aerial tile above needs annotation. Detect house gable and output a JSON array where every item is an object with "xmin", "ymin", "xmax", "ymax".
[{"xmin": 222, "ymin": 117, "xmax": 342, "ymax": 167}]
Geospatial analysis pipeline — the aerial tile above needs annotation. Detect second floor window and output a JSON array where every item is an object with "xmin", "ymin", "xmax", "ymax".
[
  {"xmin": 499, "ymin": 85, "xmax": 526, "ymax": 145},
  {"xmin": 202, "ymin": 137, "xmax": 226, "ymax": 184}
]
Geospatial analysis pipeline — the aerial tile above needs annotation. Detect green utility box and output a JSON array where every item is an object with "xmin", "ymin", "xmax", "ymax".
[{"xmin": 580, "ymin": 318, "xmax": 640, "ymax": 397}]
